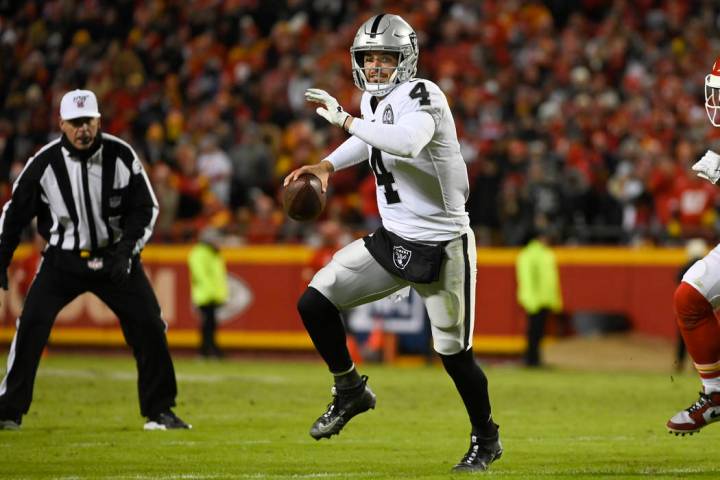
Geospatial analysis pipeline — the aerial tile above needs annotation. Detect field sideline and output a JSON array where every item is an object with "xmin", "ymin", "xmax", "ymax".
[{"xmin": 0, "ymin": 353, "xmax": 718, "ymax": 479}]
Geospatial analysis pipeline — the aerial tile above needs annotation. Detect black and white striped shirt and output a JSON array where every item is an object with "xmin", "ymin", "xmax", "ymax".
[{"xmin": 0, "ymin": 132, "xmax": 158, "ymax": 268}]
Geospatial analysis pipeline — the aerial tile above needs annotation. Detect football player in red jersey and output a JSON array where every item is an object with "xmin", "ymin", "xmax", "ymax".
[{"xmin": 667, "ymin": 56, "xmax": 720, "ymax": 435}]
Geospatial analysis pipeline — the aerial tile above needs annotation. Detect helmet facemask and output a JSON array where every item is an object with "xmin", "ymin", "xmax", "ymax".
[{"xmin": 706, "ymin": 73, "xmax": 720, "ymax": 127}]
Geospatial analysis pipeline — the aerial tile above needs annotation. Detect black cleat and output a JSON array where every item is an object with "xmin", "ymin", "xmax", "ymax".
[
  {"xmin": 144, "ymin": 410, "xmax": 192, "ymax": 430},
  {"xmin": 0, "ymin": 417, "xmax": 21, "ymax": 431},
  {"xmin": 310, "ymin": 375, "xmax": 376, "ymax": 440},
  {"xmin": 452, "ymin": 433, "xmax": 503, "ymax": 472}
]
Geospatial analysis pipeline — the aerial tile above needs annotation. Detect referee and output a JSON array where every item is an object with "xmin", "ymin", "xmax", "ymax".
[{"xmin": 0, "ymin": 89, "xmax": 190, "ymax": 431}]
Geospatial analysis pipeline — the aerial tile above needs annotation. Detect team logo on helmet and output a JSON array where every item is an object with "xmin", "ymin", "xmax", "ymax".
[
  {"xmin": 74, "ymin": 95, "xmax": 88, "ymax": 108},
  {"xmin": 382, "ymin": 105, "xmax": 394, "ymax": 124},
  {"xmin": 712, "ymin": 57, "xmax": 720, "ymax": 77},
  {"xmin": 392, "ymin": 245, "xmax": 412, "ymax": 270}
]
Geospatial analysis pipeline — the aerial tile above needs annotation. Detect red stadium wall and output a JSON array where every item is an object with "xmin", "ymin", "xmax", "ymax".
[
  {"xmin": 475, "ymin": 249, "xmax": 684, "ymax": 343},
  {"xmin": 0, "ymin": 245, "xmax": 687, "ymax": 353}
]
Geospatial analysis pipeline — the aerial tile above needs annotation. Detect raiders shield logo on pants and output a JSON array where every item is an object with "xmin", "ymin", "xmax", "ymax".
[{"xmin": 309, "ymin": 226, "xmax": 477, "ymax": 355}]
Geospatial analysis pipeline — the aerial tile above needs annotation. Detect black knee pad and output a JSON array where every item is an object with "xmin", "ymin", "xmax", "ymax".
[{"xmin": 297, "ymin": 287, "xmax": 338, "ymax": 327}]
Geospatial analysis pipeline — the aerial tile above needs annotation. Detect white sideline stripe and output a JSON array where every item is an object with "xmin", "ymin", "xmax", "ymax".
[{"xmin": 23, "ymin": 368, "xmax": 286, "ymax": 384}]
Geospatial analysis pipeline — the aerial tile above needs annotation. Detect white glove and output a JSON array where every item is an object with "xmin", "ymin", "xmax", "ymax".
[
  {"xmin": 692, "ymin": 150, "xmax": 720, "ymax": 184},
  {"xmin": 305, "ymin": 88, "xmax": 350, "ymax": 129}
]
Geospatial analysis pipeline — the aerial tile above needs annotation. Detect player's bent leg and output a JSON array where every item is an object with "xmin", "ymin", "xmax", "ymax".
[
  {"xmin": 673, "ymin": 282, "xmax": 720, "ymax": 365},
  {"xmin": 668, "ymin": 282, "xmax": 720, "ymax": 435},
  {"xmin": 297, "ymin": 287, "xmax": 354, "ymax": 374},
  {"xmin": 298, "ymin": 287, "xmax": 379, "ymax": 440},
  {"xmin": 302, "ymin": 239, "xmax": 403, "ymax": 440}
]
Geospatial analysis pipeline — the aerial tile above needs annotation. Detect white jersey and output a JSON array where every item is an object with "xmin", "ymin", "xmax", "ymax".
[{"xmin": 331, "ymin": 79, "xmax": 469, "ymax": 243}]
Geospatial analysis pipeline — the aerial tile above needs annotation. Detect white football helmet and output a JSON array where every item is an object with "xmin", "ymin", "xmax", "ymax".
[
  {"xmin": 350, "ymin": 14, "xmax": 418, "ymax": 96},
  {"xmin": 705, "ymin": 56, "xmax": 720, "ymax": 126}
]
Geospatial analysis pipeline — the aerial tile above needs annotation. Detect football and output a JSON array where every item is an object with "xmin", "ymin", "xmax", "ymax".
[{"xmin": 283, "ymin": 173, "xmax": 326, "ymax": 221}]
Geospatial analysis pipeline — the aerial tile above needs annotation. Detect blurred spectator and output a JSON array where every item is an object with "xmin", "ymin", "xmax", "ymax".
[
  {"xmin": 301, "ymin": 220, "xmax": 349, "ymax": 283},
  {"xmin": 3, "ymin": 1, "xmax": 720, "ymax": 245},
  {"xmin": 172, "ymin": 142, "xmax": 229, "ymax": 241},
  {"xmin": 197, "ymin": 134, "xmax": 233, "ymax": 207},
  {"xmin": 242, "ymin": 190, "xmax": 283, "ymax": 244},
  {"xmin": 150, "ymin": 162, "xmax": 179, "ymax": 242},
  {"xmin": 228, "ymin": 123, "xmax": 274, "ymax": 209}
]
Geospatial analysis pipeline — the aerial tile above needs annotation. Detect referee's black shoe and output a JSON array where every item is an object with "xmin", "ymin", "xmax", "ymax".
[
  {"xmin": 452, "ymin": 432, "xmax": 503, "ymax": 472},
  {"xmin": 144, "ymin": 410, "xmax": 192, "ymax": 430},
  {"xmin": 310, "ymin": 375, "xmax": 376, "ymax": 440},
  {"xmin": 0, "ymin": 417, "xmax": 21, "ymax": 430}
]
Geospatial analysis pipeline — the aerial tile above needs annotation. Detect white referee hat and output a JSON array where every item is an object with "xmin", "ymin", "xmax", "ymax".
[{"xmin": 60, "ymin": 89, "xmax": 101, "ymax": 120}]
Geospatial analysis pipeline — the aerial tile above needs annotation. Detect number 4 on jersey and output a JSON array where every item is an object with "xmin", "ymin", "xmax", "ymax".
[
  {"xmin": 370, "ymin": 148, "xmax": 401, "ymax": 204},
  {"xmin": 409, "ymin": 82, "xmax": 431, "ymax": 106}
]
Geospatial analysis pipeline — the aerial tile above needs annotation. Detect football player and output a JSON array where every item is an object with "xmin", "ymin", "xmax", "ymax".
[
  {"xmin": 284, "ymin": 14, "xmax": 502, "ymax": 472},
  {"xmin": 666, "ymin": 56, "xmax": 720, "ymax": 435}
]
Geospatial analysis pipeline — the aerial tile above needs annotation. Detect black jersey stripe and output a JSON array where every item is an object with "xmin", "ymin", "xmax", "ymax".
[
  {"xmin": 461, "ymin": 233, "xmax": 471, "ymax": 349},
  {"xmin": 80, "ymin": 160, "xmax": 98, "ymax": 250}
]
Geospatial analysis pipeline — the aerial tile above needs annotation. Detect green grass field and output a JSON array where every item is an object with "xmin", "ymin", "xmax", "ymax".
[{"xmin": 0, "ymin": 352, "xmax": 718, "ymax": 479}]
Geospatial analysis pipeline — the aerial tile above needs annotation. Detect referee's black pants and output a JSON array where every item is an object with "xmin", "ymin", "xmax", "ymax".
[{"xmin": 0, "ymin": 256, "xmax": 178, "ymax": 420}]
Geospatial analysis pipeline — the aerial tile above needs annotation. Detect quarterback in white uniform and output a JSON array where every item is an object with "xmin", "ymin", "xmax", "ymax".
[
  {"xmin": 284, "ymin": 13, "xmax": 502, "ymax": 472},
  {"xmin": 667, "ymin": 56, "xmax": 720, "ymax": 435}
]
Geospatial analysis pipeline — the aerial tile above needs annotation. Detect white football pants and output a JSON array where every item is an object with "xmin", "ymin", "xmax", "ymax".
[{"xmin": 309, "ymin": 226, "xmax": 476, "ymax": 355}]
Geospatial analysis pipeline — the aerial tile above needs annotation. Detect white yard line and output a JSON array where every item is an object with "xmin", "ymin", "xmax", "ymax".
[
  {"xmin": 58, "ymin": 474, "xmax": 379, "ymax": 480},
  {"xmin": 33, "ymin": 368, "xmax": 286, "ymax": 384}
]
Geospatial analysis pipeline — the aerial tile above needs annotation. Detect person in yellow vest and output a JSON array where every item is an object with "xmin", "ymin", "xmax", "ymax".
[
  {"xmin": 188, "ymin": 228, "xmax": 228, "ymax": 358},
  {"xmin": 515, "ymin": 230, "xmax": 563, "ymax": 367}
]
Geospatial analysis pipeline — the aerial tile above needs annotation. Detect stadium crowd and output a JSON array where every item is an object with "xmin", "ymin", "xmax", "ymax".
[{"xmin": 2, "ymin": 0, "xmax": 720, "ymax": 246}]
